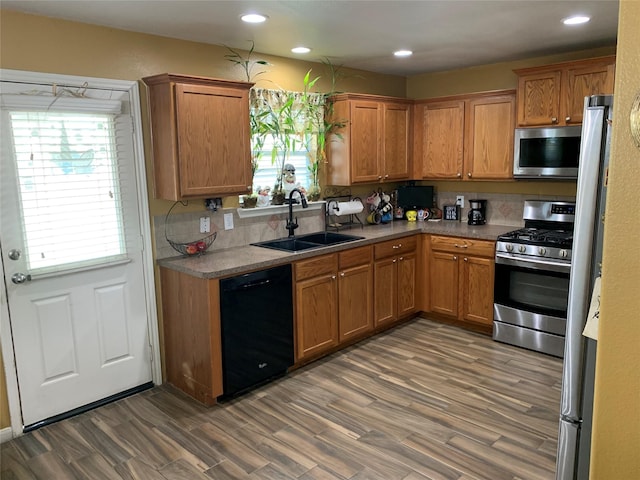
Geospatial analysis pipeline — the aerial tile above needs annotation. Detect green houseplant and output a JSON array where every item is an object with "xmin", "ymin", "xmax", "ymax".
[{"xmin": 225, "ymin": 45, "xmax": 348, "ymax": 205}]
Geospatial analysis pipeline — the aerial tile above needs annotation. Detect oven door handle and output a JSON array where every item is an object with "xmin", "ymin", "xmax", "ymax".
[{"xmin": 495, "ymin": 253, "xmax": 571, "ymax": 274}]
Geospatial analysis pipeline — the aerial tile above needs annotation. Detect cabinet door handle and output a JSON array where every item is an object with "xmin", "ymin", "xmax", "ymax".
[
  {"xmin": 453, "ymin": 256, "xmax": 458, "ymax": 261},
  {"xmin": 378, "ymin": 175, "xmax": 382, "ymax": 180},
  {"xmin": 457, "ymin": 172, "xmax": 462, "ymax": 178},
  {"xmin": 467, "ymin": 172, "xmax": 472, "ymax": 178},
  {"xmin": 464, "ymin": 257, "xmax": 468, "ymax": 262},
  {"xmin": 331, "ymin": 275, "xmax": 337, "ymax": 280},
  {"xmin": 393, "ymin": 259, "xmax": 397, "ymax": 263},
  {"xmin": 566, "ymin": 116, "xmax": 571, "ymax": 122},
  {"xmin": 384, "ymin": 174, "xmax": 389, "ymax": 179},
  {"xmin": 454, "ymin": 244, "xmax": 468, "ymax": 248},
  {"xmin": 340, "ymin": 272, "xmax": 345, "ymax": 277},
  {"xmin": 399, "ymin": 256, "xmax": 404, "ymax": 261},
  {"xmin": 551, "ymin": 117, "xmax": 558, "ymax": 123},
  {"xmin": 247, "ymin": 185, "xmax": 252, "ymax": 190}
]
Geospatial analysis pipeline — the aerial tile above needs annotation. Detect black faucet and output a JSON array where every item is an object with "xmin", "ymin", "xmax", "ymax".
[{"xmin": 286, "ymin": 188, "xmax": 308, "ymax": 237}]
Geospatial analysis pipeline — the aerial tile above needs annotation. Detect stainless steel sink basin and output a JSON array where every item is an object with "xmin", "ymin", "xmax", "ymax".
[{"xmin": 252, "ymin": 231, "xmax": 364, "ymax": 252}]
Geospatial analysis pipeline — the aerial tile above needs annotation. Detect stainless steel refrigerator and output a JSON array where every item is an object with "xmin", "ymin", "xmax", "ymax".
[{"xmin": 556, "ymin": 94, "xmax": 613, "ymax": 479}]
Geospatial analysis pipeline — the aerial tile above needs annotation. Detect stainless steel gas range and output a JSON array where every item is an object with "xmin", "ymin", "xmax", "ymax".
[{"xmin": 493, "ymin": 200, "xmax": 575, "ymax": 357}]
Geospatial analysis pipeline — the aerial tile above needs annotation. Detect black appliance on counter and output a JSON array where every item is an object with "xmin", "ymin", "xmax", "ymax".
[
  {"xmin": 219, "ymin": 264, "xmax": 294, "ymax": 398},
  {"xmin": 493, "ymin": 200, "xmax": 575, "ymax": 357},
  {"xmin": 467, "ymin": 199, "xmax": 487, "ymax": 225},
  {"xmin": 396, "ymin": 185, "xmax": 433, "ymax": 210}
]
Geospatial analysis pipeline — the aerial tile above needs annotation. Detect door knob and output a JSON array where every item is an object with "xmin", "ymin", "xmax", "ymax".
[{"xmin": 11, "ymin": 273, "xmax": 31, "ymax": 284}]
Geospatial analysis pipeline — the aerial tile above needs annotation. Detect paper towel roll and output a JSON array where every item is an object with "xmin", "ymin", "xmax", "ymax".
[{"xmin": 332, "ymin": 200, "xmax": 364, "ymax": 216}]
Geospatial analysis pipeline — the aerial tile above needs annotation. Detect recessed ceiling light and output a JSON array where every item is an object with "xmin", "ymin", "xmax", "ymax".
[
  {"xmin": 563, "ymin": 15, "xmax": 591, "ymax": 25},
  {"xmin": 241, "ymin": 13, "xmax": 268, "ymax": 23},
  {"xmin": 394, "ymin": 50, "xmax": 413, "ymax": 57},
  {"xmin": 291, "ymin": 47, "xmax": 311, "ymax": 54}
]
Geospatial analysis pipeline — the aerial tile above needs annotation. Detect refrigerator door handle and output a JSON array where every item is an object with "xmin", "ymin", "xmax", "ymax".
[
  {"xmin": 560, "ymin": 104, "xmax": 605, "ymax": 420},
  {"xmin": 557, "ymin": 419, "xmax": 580, "ymax": 480}
]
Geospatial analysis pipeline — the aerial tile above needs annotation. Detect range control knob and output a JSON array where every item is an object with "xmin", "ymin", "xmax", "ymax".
[
  {"xmin": 560, "ymin": 249, "xmax": 569, "ymax": 258},
  {"xmin": 538, "ymin": 247, "xmax": 547, "ymax": 255},
  {"xmin": 505, "ymin": 243, "xmax": 514, "ymax": 252},
  {"xmin": 518, "ymin": 245, "xmax": 526, "ymax": 253}
]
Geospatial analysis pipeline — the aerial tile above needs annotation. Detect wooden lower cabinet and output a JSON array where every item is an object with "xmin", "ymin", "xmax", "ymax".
[
  {"xmin": 373, "ymin": 237, "xmax": 417, "ymax": 327},
  {"xmin": 159, "ymin": 267, "xmax": 222, "ymax": 406},
  {"xmin": 338, "ymin": 262, "xmax": 374, "ymax": 342},
  {"xmin": 295, "ymin": 246, "xmax": 374, "ymax": 362},
  {"xmin": 430, "ymin": 250, "xmax": 459, "ymax": 317},
  {"xmin": 428, "ymin": 235, "xmax": 495, "ymax": 330},
  {"xmin": 295, "ymin": 254, "xmax": 339, "ymax": 361},
  {"xmin": 461, "ymin": 255, "xmax": 495, "ymax": 325}
]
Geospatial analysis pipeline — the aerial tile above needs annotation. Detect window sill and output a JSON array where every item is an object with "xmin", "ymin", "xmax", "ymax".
[{"xmin": 236, "ymin": 201, "xmax": 325, "ymax": 219}]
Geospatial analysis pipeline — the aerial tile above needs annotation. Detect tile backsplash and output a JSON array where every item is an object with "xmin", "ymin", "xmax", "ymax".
[
  {"xmin": 155, "ymin": 204, "xmax": 325, "ymax": 259},
  {"xmin": 153, "ymin": 192, "xmax": 575, "ymax": 259},
  {"xmin": 435, "ymin": 192, "xmax": 575, "ymax": 226}
]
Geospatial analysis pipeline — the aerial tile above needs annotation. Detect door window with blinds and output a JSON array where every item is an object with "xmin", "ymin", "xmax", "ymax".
[{"xmin": 2, "ymin": 91, "xmax": 133, "ymax": 276}]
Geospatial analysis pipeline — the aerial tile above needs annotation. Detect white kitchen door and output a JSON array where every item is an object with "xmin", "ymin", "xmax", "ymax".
[{"xmin": 0, "ymin": 72, "xmax": 155, "ymax": 429}]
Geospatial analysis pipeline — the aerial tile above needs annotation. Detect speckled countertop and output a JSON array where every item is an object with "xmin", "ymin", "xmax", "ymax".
[{"xmin": 157, "ymin": 221, "xmax": 518, "ymax": 279}]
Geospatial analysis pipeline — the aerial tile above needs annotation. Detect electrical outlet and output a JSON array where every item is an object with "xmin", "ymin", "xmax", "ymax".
[
  {"xmin": 223, "ymin": 212, "xmax": 234, "ymax": 230},
  {"xmin": 199, "ymin": 216, "xmax": 210, "ymax": 234},
  {"xmin": 456, "ymin": 195, "xmax": 464, "ymax": 207}
]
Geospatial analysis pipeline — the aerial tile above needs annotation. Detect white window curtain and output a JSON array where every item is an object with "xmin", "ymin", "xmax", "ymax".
[{"xmin": 249, "ymin": 88, "xmax": 325, "ymax": 194}]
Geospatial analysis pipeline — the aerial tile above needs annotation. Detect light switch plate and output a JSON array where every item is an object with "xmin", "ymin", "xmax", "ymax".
[
  {"xmin": 456, "ymin": 195, "xmax": 464, "ymax": 207},
  {"xmin": 223, "ymin": 212, "xmax": 234, "ymax": 230}
]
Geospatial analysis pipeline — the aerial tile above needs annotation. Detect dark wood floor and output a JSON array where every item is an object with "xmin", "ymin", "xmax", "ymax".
[{"xmin": 0, "ymin": 317, "xmax": 563, "ymax": 480}]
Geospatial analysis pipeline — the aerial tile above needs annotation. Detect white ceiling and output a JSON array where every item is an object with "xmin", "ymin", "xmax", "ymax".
[{"xmin": 2, "ymin": 0, "xmax": 619, "ymax": 76}]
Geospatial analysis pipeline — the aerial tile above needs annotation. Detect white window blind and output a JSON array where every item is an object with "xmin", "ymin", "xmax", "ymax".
[
  {"xmin": 252, "ymin": 134, "xmax": 315, "ymax": 193},
  {"xmin": 8, "ymin": 110, "xmax": 129, "ymax": 274}
]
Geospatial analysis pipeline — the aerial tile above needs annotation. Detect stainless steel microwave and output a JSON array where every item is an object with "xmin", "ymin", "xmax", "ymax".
[{"xmin": 513, "ymin": 126, "xmax": 582, "ymax": 179}]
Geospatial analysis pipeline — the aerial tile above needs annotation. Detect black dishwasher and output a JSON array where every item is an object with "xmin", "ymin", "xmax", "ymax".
[{"xmin": 219, "ymin": 264, "xmax": 294, "ymax": 398}]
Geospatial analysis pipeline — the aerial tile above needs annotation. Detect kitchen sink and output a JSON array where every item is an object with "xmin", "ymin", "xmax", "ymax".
[
  {"xmin": 252, "ymin": 231, "xmax": 364, "ymax": 252},
  {"xmin": 297, "ymin": 232, "xmax": 364, "ymax": 245}
]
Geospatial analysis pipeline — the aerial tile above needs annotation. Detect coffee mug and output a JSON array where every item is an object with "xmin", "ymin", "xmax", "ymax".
[
  {"xmin": 406, "ymin": 210, "xmax": 417, "ymax": 222},
  {"xmin": 366, "ymin": 211, "xmax": 382, "ymax": 224}
]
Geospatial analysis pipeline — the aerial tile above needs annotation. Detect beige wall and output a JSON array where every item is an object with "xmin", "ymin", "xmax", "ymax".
[
  {"xmin": 590, "ymin": 2, "xmax": 640, "ymax": 478},
  {"xmin": 407, "ymin": 46, "xmax": 617, "ymax": 99}
]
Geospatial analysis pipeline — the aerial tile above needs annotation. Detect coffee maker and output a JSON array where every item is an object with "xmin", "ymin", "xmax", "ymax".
[{"xmin": 467, "ymin": 199, "xmax": 487, "ymax": 225}]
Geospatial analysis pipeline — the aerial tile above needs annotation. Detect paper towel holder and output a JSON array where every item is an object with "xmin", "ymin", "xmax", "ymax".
[{"xmin": 325, "ymin": 195, "xmax": 364, "ymax": 232}]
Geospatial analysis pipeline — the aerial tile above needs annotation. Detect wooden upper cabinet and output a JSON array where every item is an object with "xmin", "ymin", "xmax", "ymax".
[
  {"xmin": 327, "ymin": 93, "xmax": 412, "ymax": 185},
  {"xmin": 383, "ymin": 102, "xmax": 412, "ymax": 180},
  {"xmin": 350, "ymin": 100, "xmax": 382, "ymax": 183},
  {"xmin": 514, "ymin": 56, "xmax": 615, "ymax": 127},
  {"xmin": 515, "ymin": 70, "xmax": 562, "ymax": 127},
  {"xmin": 563, "ymin": 61, "xmax": 616, "ymax": 125},
  {"xmin": 418, "ymin": 100, "xmax": 465, "ymax": 179},
  {"xmin": 465, "ymin": 93, "xmax": 515, "ymax": 180},
  {"xmin": 414, "ymin": 90, "xmax": 515, "ymax": 181},
  {"xmin": 142, "ymin": 73, "xmax": 254, "ymax": 200}
]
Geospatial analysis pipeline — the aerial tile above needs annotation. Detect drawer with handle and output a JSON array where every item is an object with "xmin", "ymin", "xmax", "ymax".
[
  {"xmin": 430, "ymin": 235, "xmax": 494, "ymax": 257},
  {"xmin": 374, "ymin": 236, "xmax": 417, "ymax": 259}
]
